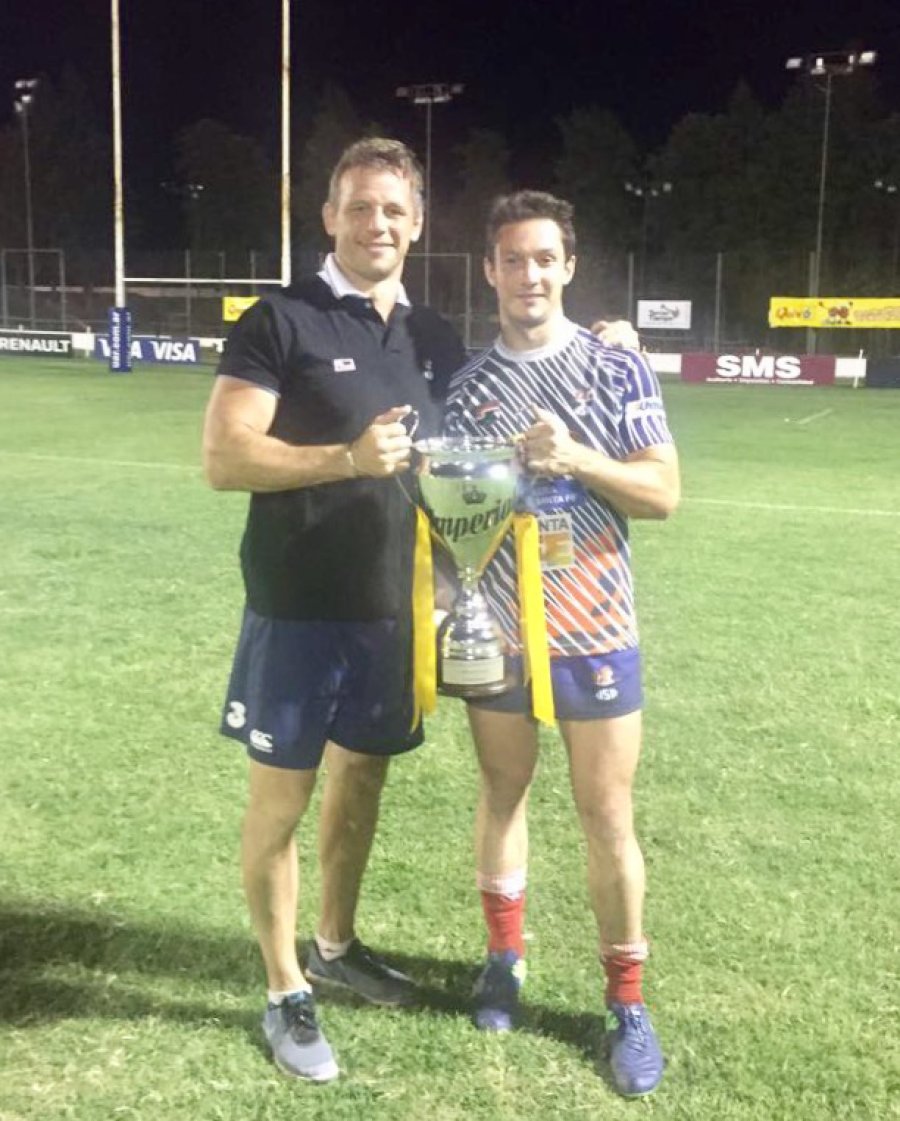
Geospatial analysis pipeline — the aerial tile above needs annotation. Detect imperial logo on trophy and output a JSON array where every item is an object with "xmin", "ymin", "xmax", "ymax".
[{"xmin": 413, "ymin": 437, "xmax": 519, "ymax": 697}]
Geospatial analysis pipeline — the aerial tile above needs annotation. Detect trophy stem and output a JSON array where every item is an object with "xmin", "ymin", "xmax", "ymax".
[{"xmin": 437, "ymin": 566, "xmax": 510, "ymax": 698}]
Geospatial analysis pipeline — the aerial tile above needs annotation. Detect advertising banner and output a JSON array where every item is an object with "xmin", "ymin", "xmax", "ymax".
[
  {"xmin": 0, "ymin": 329, "xmax": 73, "ymax": 358},
  {"xmin": 223, "ymin": 295, "xmax": 260, "ymax": 322},
  {"xmin": 637, "ymin": 300, "xmax": 692, "ymax": 329},
  {"xmin": 769, "ymin": 297, "xmax": 900, "ymax": 329},
  {"xmin": 681, "ymin": 352, "xmax": 836, "ymax": 386},
  {"xmin": 109, "ymin": 307, "xmax": 133, "ymax": 372},
  {"xmin": 94, "ymin": 334, "xmax": 203, "ymax": 365}
]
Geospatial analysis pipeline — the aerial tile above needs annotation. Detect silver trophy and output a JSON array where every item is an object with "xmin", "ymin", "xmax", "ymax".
[{"xmin": 413, "ymin": 436, "xmax": 519, "ymax": 697}]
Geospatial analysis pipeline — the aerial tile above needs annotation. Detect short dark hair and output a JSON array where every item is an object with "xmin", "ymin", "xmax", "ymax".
[
  {"xmin": 485, "ymin": 190, "xmax": 577, "ymax": 260},
  {"xmin": 328, "ymin": 137, "xmax": 424, "ymax": 212}
]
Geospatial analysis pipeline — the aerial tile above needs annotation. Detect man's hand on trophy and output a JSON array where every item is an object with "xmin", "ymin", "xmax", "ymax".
[
  {"xmin": 348, "ymin": 405, "xmax": 415, "ymax": 476},
  {"xmin": 521, "ymin": 404, "xmax": 583, "ymax": 476}
]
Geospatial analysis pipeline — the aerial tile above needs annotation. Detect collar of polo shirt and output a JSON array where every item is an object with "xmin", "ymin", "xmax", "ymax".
[{"xmin": 318, "ymin": 253, "xmax": 411, "ymax": 307}]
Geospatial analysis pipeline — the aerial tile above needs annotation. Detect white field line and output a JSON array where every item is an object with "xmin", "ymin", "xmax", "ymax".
[
  {"xmin": 685, "ymin": 497, "xmax": 900, "ymax": 518},
  {"xmin": 0, "ymin": 450, "xmax": 197, "ymax": 472},
  {"xmin": 793, "ymin": 407, "xmax": 834, "ymax": 426},
  {"xmin": 3, "ymin": 450, "xmax": 898, "ymax": 518}
]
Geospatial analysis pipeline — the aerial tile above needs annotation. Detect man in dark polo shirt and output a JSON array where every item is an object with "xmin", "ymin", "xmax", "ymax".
[{"xmin": 202, "ymin": 138, "xmax": 465, "ymax": 1082}]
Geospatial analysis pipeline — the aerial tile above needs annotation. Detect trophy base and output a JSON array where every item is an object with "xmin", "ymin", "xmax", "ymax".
[
  {"xmin": 438, "ymin": 674, "xmax": 511, "ymax": 700},
  {"xmin": 437, "ymin": 652, "xmax": 512, "ymax": 699},
  {"xmin": 435, "ymin": 589, "xmax": 513, "ymax": 700}
]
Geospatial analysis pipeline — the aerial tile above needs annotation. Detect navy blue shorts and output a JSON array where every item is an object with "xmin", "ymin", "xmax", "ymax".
[
  {"xmin": 469, "ymin": 647, "xmax": 643, "ymax": 721},
  {"xmin": 220, "ymin": 607, "xmax": 423, "ymax": 770}
]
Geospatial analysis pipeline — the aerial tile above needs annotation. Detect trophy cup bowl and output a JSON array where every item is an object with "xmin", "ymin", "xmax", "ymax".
[{"xmin": 413, "ymin": 436, "xmax": 519, "ymax": 697}]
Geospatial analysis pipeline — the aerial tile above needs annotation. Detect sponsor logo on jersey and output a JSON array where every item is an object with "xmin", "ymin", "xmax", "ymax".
[
  {"xmin": 474, "ymin": 400, "xmax": 502, "ymax": 422},
  {"xmin": 625, "ymin": 397, "xmax": 665, "ymax": 418}
]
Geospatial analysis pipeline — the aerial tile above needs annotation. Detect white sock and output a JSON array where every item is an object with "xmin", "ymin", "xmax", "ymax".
[
  {"xmin": 315, "ymin": 933, "xmax": 353, "ymax": 962},
  {"xmin": 267, "ymin": 984, "xmax": 310, "ymax": 1005}
]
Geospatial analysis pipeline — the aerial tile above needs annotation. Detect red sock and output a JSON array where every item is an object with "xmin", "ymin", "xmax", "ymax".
[
  {"xmin": 480, "ymin": 890, "xmax": 526, "ymax": 958},
  {"xmin": 603, "ymin": 955, "xmax": 644, "ymax": 1005}
]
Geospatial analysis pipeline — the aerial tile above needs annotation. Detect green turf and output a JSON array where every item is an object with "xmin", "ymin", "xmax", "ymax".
[{"xmin": 1, "ymin": 358, "xmax": 899, "ymax": 1120}]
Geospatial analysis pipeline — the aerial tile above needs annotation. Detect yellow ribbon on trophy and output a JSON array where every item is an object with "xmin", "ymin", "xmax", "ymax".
[
  {"xmin": 410, "ymin": 507, "xmax": 555, "ymax": 727},
  {"xmin": 513, "ymin": 513, "xmax": 555, "ymax": 725},
  {"xmin": 411, "ymin": 507, "xmax": 438, "ymax": 728}
]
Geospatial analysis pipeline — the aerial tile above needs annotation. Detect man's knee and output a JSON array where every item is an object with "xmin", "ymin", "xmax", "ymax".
[
  {"xmin": 245, "ymin": 761, "xmax": 317, "ymax": 840},
  {"xmin": 574, "ymin": 791, "xmax": 635, "ymax": 850},
  {"xmin": 478, "ymin": 755, "xmax": 533, "ymax": 813},
  {"xmin": 324, "ymin": 744, "xmax": 390, "ymax": 797}
]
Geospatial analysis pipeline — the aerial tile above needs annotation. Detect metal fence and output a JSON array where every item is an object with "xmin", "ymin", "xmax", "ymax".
[{"xmin": 2, "ymin": 244, "xmax": 897, "ymax": 357}]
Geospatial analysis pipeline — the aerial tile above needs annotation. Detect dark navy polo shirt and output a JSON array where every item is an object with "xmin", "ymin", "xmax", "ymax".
[{"xmin": 217, "ymin": 275, "xmax": 466, "ymax": 621}]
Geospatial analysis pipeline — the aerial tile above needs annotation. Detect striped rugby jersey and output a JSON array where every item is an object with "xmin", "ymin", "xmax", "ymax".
[{"xmin": 443, "ymin": 319, "xmax": 673, "ymax": 657}]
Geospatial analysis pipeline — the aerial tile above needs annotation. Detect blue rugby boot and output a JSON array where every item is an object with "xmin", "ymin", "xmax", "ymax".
[
  {"xmin": 472, "ymin": 950, "xmax": 527, "ymax": 1032},
  {"xmin": 262, "ymin": 990, "xmax": 339, "ymax": 1082},
  {"xmin": 605, "ymin": 1001, "xmax": 664, "ymax": 1097}
]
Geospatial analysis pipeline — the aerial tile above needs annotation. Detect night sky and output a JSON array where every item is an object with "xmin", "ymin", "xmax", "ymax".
[{"xmin": 3, "ymin": 0, "xmax": 899, "ymax": 182}]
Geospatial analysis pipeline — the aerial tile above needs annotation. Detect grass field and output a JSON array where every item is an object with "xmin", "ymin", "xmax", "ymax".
[{"xmin": 1, "ymin": 358, "xmax": 898, "ymax": 1121}]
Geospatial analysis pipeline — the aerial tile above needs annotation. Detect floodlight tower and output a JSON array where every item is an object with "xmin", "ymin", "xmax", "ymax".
[
  {"xmin": 395, "ymin": 81, "xmax": 464, "ymax": 304},
  {"xmin": 623, "ymin": 177, "xmax": 672, "ymax": 315},
  {"xmin": 13, "ymin": 78, "xmax": 39, "ymax": 328},
  {"xmin": 785, "ymin": 49, "xmax": 877, "ymax": 352},
  {"xmin": 874, "ymin": 178, "xmax": 900, "ymax": 289}
]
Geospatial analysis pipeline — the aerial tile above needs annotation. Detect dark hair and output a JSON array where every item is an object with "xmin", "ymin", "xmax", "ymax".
[
  {"xmin": 485, "ymin": 190, "xmax": 577, "ymax": 259},
  {"xmin": 327, "ymin": 137, "xmax": 424, "ymax": 211}
]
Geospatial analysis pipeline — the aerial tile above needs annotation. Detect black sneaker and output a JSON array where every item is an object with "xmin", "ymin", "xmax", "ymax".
[
  {"xmin": 262, "ymin": 991, "xmax": 339, "ymax": 1082},
  {"xmin": 306, "ymin": 938, "xmax": 415, "ymax": 1006}
]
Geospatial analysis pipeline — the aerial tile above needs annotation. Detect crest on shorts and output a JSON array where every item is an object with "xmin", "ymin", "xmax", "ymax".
[{"xmin": 594, "ymin": 665, "xmax": 615, "ymax": 688}]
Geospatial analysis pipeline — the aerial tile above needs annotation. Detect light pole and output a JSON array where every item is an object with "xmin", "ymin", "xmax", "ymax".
[
  {"xmin": 395, "ymin": 81, "xmax": 463, "ymax": 305},
  {"xmin": 13, "ymin": 78, "xmax": 38, "ymax": 328},
  {"xmin": 874, "ymin": 178, "xmax": 900, "ymax": 289},
  {"xmin": 785, "ymin": 49, "xmax": 876, "ymax": 352},
  {"xmin": 623, "ymin": 178, "xmax": 672, "ymax": 315}
]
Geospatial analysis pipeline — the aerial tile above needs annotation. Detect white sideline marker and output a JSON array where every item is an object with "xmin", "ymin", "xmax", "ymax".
[
  {"xmin": 684, "ymin": 497, "xmax": 900, "ymax": 519},
  {"xmin": 4, "ymin": 452, "xmax": 899, "ymax": 518},
  {"xmin": 794, "ymin": 407, "xmax": 834, "ymax": 427},
  {"xmin": 0, "ymin": 451, "xmax": 196, "ymax": 472}
]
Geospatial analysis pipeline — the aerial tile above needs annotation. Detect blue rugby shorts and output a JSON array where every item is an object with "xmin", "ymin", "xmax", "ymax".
[
  {"xmin": 469, "ymin": 646, "xmax": 643, "ymax": 721},
  {"xmin": 219, "ymin": 607, "xmax": 423, "ymax": 769}
]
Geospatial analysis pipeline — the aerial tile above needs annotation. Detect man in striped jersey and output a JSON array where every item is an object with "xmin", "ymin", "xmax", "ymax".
[{"xmin": 443, "ymin": 190, "xmax": 680, "ymax": 1098}]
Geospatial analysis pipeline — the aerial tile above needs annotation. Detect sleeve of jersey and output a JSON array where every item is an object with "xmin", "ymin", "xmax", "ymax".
[
  {"xmin": 215, "ymin": 300, "xmax": 288, "ymax": 396},
  {"xmin": 619, "ymin": 353, "xmax": 674, "ymax": 453}
]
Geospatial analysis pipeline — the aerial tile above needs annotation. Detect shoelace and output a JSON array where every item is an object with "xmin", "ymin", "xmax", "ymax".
[
  {"xmin": 615, "ymin": 1007, "xmax": 650, "ymax": 1049},
  {"xmin": 282, "ymin": 996, "xmax": 317, "ymax": 1034},
  {"xmin": 351, "ymin": 942, "xmax": 382, "ymax": 971}
]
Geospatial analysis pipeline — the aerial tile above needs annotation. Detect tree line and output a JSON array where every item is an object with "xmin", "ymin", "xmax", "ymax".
[{"xmin": 2, "ymin": 68, "xmax": 899, "ymax": 334}]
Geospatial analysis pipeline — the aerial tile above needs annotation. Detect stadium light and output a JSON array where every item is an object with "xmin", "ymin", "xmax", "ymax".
[
  {"xmin": 395, "ymin": 81, "xmax": 464, "ymax": 304},
  {"xmin": 624, "ymin": 177, "xmax": 673, "ymax": 311},
  {"xmin": 785, "ymin": 49, "xmax": 877, "ymax": 352},
  {"xmin": 13, "ymin": 78, "xmax": 38, "ymax": 328}
]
